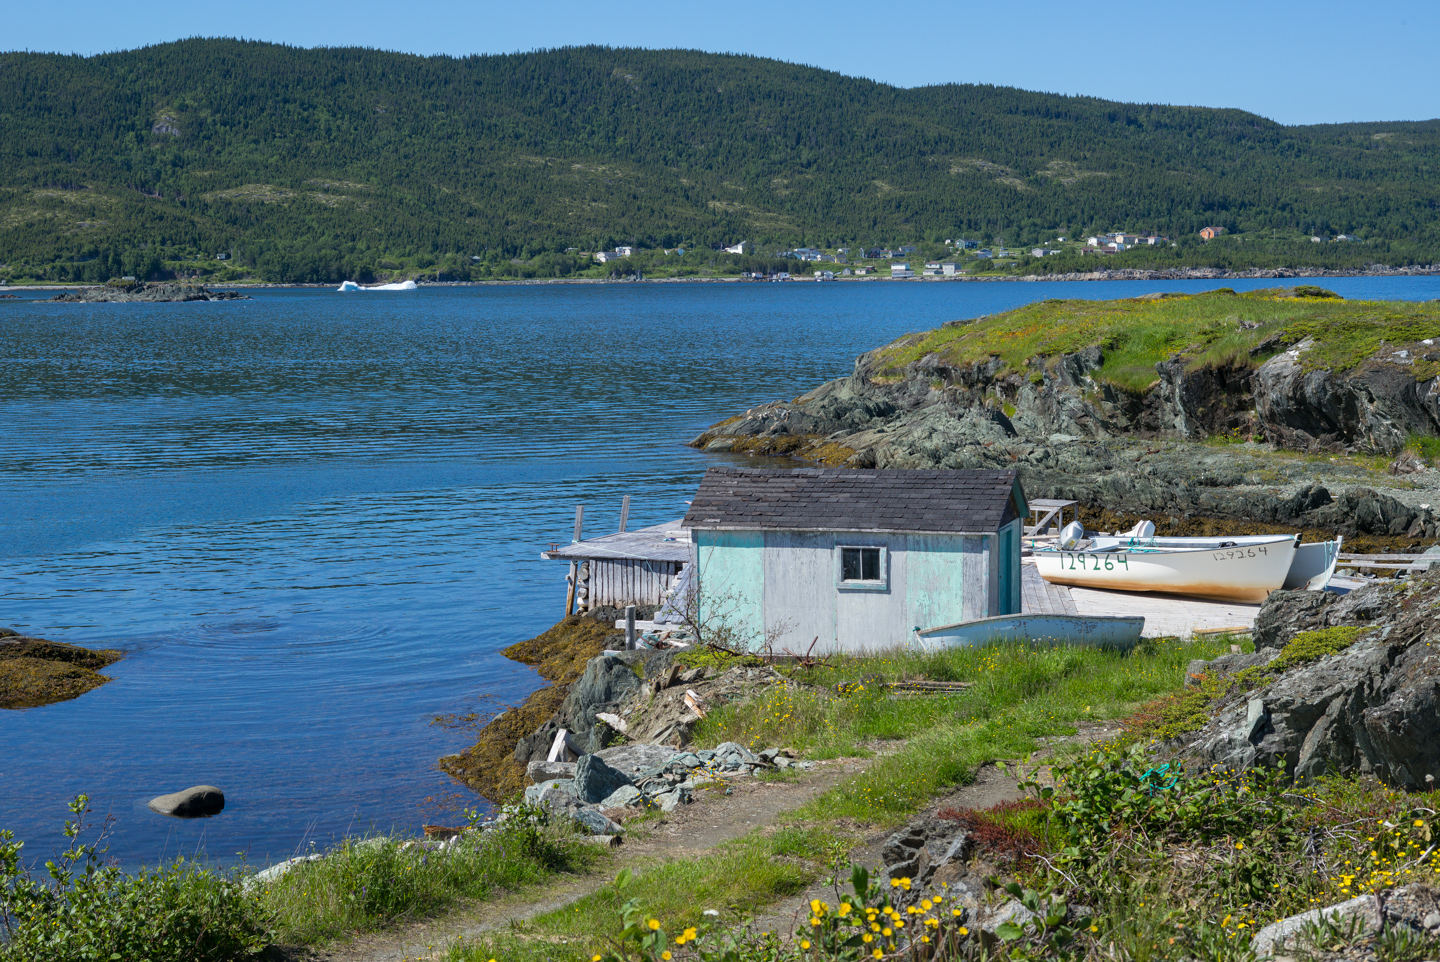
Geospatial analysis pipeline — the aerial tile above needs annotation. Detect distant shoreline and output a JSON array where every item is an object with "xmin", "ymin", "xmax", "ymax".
[{"xmin": 6, "ymin": 264, "xmax": 1438, "ymax": 292}]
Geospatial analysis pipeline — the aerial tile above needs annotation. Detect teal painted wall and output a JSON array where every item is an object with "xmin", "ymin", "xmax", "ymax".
[
  {"xmin": 903, "ymin": 535, "xmax": 969, "ymax": 636},
  {"xmin": 693, "ymin": 530, "xmax": 765, "ymax": 650}
]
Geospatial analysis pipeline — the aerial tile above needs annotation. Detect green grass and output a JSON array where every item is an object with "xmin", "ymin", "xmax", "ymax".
[
  {"xmin": 259, "ymin": 816, "xmax": 598, "ymax": 945},
  {"xmin": 443, "ymin": 636, "xmax": 1231, "ymax": 961},
  {"xmin": 870, "ymin": 289, "xmax": 1440, "ymax": 393}
]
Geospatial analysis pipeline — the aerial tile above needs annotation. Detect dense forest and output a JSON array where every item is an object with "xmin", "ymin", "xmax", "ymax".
[{"xmin": 1, "ymin": 40, "xmax": 1438, "ymax": 282}]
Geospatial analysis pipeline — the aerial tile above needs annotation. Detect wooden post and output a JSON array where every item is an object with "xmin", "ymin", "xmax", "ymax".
[
  {"xmin": 564, "ymin": 505, "xmax": 584, "ymax": 616},
  {"xmin": 625, "ymin": 605, "xmax": 637, "ymax": 650},
  {"xmin": 619, "ymin": 494, "xmax": 630, "ymax": 534}
]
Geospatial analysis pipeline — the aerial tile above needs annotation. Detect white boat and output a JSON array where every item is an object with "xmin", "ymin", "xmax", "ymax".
[
  {"xmin": 1283, "ymin": 536, "xmax": 1344, "ymax": 590},
  {"xmin": 336, "ymin": 279, "xmax": 418, "ymax": 292},
  {"xmin": 1033, "ymin": 533, "xmax": 1298, "ymax": 603},
  {"xmin": 915, "ymin": 613, "xmax": 1145, "ymax": 651}
]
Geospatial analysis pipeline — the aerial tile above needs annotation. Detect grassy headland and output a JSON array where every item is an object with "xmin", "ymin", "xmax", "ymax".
[{"xmin": 868, "ymin": 287, "xmax": 1440, "ymax": 392}]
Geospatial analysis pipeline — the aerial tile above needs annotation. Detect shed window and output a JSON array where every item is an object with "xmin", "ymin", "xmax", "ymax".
[
  {"xmin": 841, "ymin": 547, "xmax": 882, "ymax": 582},
  {"xmin": 836, "ymin": 545, "xmax": 888, "ymax": 590}
]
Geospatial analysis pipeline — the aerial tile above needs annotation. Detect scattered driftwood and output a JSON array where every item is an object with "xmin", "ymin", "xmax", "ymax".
[{"xmin": 886, "ymin": 680, "xmax": 975, "ymax": 693}]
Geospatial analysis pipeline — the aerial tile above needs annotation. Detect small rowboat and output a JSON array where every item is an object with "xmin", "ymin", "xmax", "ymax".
[
  {"xmin": 1033, "ymin": 534, "xmax": 1298, "ymax": 603},
  {"xmin": 1283, "ymin": 536, "xmax": 1343, "ymax": 590},
  {"xmin": 915, "ymin": 613, "xmax": 1145, "ymax": 651}
]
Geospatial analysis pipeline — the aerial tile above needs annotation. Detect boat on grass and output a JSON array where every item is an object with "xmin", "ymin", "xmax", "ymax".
[
  {"xmin": 1033, "ymin": 532, "xmax": 1299, "ymax": 604},
  {"xmin": 915, "ymin": 613, "xmax": 1145, "ymax": 651}
]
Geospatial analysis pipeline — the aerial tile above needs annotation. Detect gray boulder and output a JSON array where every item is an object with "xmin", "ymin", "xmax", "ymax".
[
  {"xmin": 597, "ymin": 784, "xmax": 644, "ymax": 810},
  {"xmin": 595, "ymin": 742, "xmax": 681, "ymax": 775},
  {"xmin": 147, "ymin": 785, "xmax": 225, "ymax": 818},
  {"xmin": 573, "ymin": 753, "xmax": 634, "ymax": 804},
  {"xmin": 573, "ymin": 807, "xmax": 624, "ymax": 835},
  {"xmin": 1181, "ymin": 569, "xmax": 1440, "ymax": 788},
  {"xmin": 526, "ymin": 760, "xmax": 577, "ymax": 784},
  {"xmin": 1250, "ymin": 893, "xmax": 1377, "ymax": 957},
  {"xmin": 1252, "ymin": 589, "xmax": 1336, "ymax": 650}
]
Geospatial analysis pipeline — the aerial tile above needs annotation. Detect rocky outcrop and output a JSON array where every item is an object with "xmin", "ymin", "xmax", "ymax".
[
  {"xmin": 51, "ymin": 282, "xmax": 250, "ymax": 303},
  {"xmin": 1178, "ymin": 569, "xmax": 1440, "ymax": 789},
  {"xmin": 693, "ymin": 294, "xmax": 1440, "ymax": 461},
  {"xmin": 0, "ymin": 633, "xmax": 123, "ymax": 709}
]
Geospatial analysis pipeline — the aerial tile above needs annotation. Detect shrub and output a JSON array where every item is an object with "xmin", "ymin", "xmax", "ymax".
[
  {"xmin": 1272, "ymin": 626, "xmax": 1364, "ymax": 672},
  {"xmin": 0, "ymin": 796, "xmax": 269, "ymax": 962}
]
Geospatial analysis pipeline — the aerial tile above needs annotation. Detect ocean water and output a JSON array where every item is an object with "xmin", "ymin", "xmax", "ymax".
[{"xmin": 3, "ymin": 274, "xmax": 1438, "ymax": 869}]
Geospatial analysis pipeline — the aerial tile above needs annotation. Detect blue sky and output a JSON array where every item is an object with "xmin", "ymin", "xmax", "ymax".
[{"xmin": 6, "ymin": 0, "xmax": 1436, "ymax": 126}]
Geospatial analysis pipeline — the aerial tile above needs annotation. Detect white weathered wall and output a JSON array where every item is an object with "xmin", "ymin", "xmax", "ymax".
[{"xmin": 695, "ymin": 529, "xmax": 996, "ymax": 653}]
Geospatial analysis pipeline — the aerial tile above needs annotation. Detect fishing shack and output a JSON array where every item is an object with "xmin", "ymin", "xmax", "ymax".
[{"xmin": 681, "ymin": 467, "xmax": 1026, "ymax": 653}]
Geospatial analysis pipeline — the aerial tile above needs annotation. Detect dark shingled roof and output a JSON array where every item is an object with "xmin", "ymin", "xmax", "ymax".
[{"xmin": 682, "ymin": 467, "xmax": 1024, "ymax": 534}]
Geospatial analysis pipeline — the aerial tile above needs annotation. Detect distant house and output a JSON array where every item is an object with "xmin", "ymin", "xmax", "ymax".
[
  {"xmin": 1031, "ymin": 248, "xmax": 1050, "ymax": 257},
  {"xmin": 813, "ymin": 270, "xmax": 835, "ymax": 281},
  {"xmin": 854, "ymin": 266, "xmax": 872, "ymax": 275},
  {"xmin": 215, "ymin": 252, "xmax": 230, "ymax": 261},
  {"xmin": 1311, "ymin": 236, "xmax": 1325, "ymax": 243},
  {"xmin": 682, "ymin": 467, "xmax": 1027, "ymax": 652},
  {"xmin": 941, "ymin": 262, "xmax": 961, "ymax": 276},
  {"xmin": 954, "ymin": 239, "xmax": 978, "ymax": 250},
  {"xmin": 890, "ymin": 262, "xmax": 914, "ymax": 277},
  {"xmin": 724, "ymin": 241, "xmax": 749, "ymax": 254},
  {"xmin": 975, "ymin": 250, "xmax": 993, "ymax": 259},
  {"xmin": 897, "ymin": 245, "xmax": 918, "ymax": 254},
  {"xmin": 1199, "ymin": 226, "xmax": 1227, "ymax": 241},
  {"xmin": 1335, "ymin": 234, "xmax": 1358, "ymax": 242},
  {"xmin": 925, "ymin": 262, "xmax": 942, "ymax": 271},
  {"xmin": 594, "ymin": 251, "xmax": 623, "ymax": 263},
  {"xmin": 616, "ymin": 246, "xmax": 634, "ymax": 257},
  {"xmin": 842, "ymin": 268, "xmax": 853, "ymax": 276},
  {"xmin": 922, "ymin": 266, "xmax": 943, "ymax": 277}
]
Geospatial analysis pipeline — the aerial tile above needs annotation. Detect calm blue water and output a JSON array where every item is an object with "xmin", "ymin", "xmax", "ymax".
[{"xmin": 3, "ymin": 275, "xmax": 1439, "ymax": 869}]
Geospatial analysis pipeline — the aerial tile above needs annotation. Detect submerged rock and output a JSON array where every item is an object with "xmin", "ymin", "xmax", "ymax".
[{"xmin": 148, "ymin": 785, "xmax": 226, "ymax": 818}]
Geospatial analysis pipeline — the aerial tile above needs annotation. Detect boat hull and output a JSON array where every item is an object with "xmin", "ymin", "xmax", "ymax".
[
  {"xmin": 1033, "ymin": 536, "xmax": 1297, "ymax": 603},
  {"xmin": 1283, "ymin": 538, "xmax": 1343, "ymax": 591},
  {"xmin": 916, "ymin": 613, "xmax": 1144, "ymax": 651}
]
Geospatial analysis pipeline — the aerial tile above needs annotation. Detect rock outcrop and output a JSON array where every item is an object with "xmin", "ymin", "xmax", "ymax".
[
  {"xmin": 1178, "ymin": 569, "xmax": 1440, "ymax": 788},
  {"xmin": 51, "ymin": 282, "xmax": 250, "ymax": 303},
  {"xmin": 0, "ymin": 633, "xmax": 123, "ymax": 709}
]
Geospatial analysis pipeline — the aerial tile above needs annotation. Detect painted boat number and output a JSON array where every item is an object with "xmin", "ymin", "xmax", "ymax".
[
  {"xmin": 1213, "ymin": 546, "xmax": 1267, "ymax": 560},
  {"xmin": 1062, "ymin": 552, "xmax": 1129, "ymax": 571}
]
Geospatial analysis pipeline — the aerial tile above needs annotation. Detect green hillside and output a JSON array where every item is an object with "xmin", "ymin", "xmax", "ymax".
[{"xmin": 2, "ymin": 40, "xmax": 1439, "ymax": 283}]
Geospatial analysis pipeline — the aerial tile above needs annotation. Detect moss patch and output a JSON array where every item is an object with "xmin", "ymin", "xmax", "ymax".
[
  {"xmin": 439, "ymin": 615, "xmax": 614, "ymax": 803},
  {"xmin": 1272, "ymin": 626, "xmax": 1364, "ymax": 672},
  {"xmin": 0, "ymin": 638, "xmax": 123, "ymax": 709}
]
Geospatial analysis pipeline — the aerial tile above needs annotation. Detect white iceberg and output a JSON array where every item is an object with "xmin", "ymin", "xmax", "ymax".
[{"xmin": 336, "ymin": 279, "xmax": 418, "ymax": 292}]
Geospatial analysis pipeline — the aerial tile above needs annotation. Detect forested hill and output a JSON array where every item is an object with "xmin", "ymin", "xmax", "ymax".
[{"xmin": 2, "ymin": 39, "xmax": 1439, "ymax": 282}]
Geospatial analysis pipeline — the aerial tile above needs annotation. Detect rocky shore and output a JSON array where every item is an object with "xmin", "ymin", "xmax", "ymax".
[{"xmin": 50, "ymin": 282, "xmax": 250, "ymax": 302}]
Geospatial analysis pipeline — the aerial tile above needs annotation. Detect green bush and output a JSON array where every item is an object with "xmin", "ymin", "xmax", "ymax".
[{"xmin": 0, "ymin": 796, "xmax": 268, "ymax": 962}]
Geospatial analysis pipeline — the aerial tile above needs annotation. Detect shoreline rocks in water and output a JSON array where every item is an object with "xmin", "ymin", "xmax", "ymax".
[
  {"xmin": 50, "ymin": 282, "xmax": 250, "ymax": 303},
  {"xmin": 148, "ymin": 785, "xmax": 226, "ymax": 818},
  {"xmin": 0, "ymin": 630, "xmax": 124, "ymax": 709}
]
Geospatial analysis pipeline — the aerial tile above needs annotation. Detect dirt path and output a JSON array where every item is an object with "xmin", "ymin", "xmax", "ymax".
[{"xmin": 287, "ymin": 758, "xmax": 871, "ymax": 962}]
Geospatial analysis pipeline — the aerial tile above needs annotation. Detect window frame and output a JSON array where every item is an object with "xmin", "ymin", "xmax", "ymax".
[{"xmin": 834, "ymin": 544, "xmax": 889, "ymax": 592}]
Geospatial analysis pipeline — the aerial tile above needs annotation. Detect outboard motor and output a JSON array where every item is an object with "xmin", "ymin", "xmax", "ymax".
[
  {"xmin": 1127, "ymin": 520, "xmax": 1156, "ymax": 540},
  {"xmin": 1060, "ymin": 520, "xmax": 1086, "ymax": 550}
]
